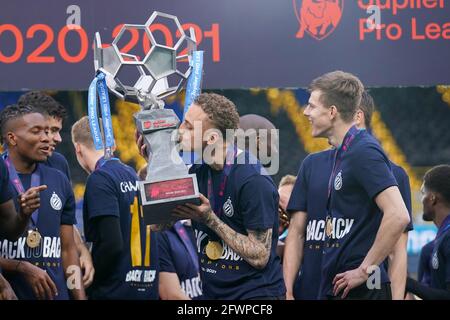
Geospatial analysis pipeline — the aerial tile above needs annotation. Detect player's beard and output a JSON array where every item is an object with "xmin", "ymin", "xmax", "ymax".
[{"xmin": 422, "ymin": 210, "xmax": 434, "ymax": 222}]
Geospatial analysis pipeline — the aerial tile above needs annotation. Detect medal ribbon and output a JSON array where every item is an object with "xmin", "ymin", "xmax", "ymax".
[
  {"xmin": 206, "ymin": 145, "xmax": 238, "ymax": 241},
  {"xmin": 173, "ymin": 221, "xmax": 199, "ymax": 271},
  {"xmin": 325, "ymin": 126, "xmax": 363, "ymax": 238},
  {"xmin": 94, "ymin": 156, "xmax": 120, "ymax": 171},
  {"xmin": 4, "ymin": 156, "xmax": 41, "ymax": 228},
  {"xmin": 436, "ymin": 214, "xmax": 450, "ymax": 240},
  {"xmin": 207, "ymin": 146, "xmax": 237, "ymax": 216}
]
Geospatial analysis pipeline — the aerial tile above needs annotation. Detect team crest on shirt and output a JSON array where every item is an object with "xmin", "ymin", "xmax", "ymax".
[
  {"xmin": 431, "ymin": 251, "xmax": 439, "ymax": 269},
  {"xmin": 50, "ymin": 192, "xmax": 62, "ymax": 211},
  {"xmin": 223, "ymin": 197, "xmax": 234, "ymax": 217},
  {"xmin": 334, "ymin": 171, "xmax": 343, "ymax": 191}
]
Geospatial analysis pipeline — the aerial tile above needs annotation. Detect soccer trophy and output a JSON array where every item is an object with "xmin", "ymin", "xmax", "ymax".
[{"xmin": 90, "ymin": 12, "xmax": 202, "ymax": 225}]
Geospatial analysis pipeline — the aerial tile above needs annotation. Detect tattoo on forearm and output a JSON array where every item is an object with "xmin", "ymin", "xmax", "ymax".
[
  {"xmin": 253, "ymin": 229, "xmax": 272, "ymax": 252},
  {"xmin": 205, "ymin": 215, "xmax": 272, "ymax": 269}
]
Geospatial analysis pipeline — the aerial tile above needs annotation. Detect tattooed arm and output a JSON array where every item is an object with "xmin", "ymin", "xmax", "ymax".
[
  {"xmin": 206, "ymin": 212, "xmax": 272, "ymax": 269},
  {"xmin": 173, "ymin": 194, "xmax": 273, "ymax": 269}
]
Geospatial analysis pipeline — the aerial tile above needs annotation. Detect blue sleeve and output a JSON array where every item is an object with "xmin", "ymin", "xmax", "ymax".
[
  {"xmin": 46, "ymin": 152, "xmax": 71, "ymax": 182},
  {"xmin": 239, "ymin": 175, "xmax": 277, "ymax": 230},
  {"xmin": 60, "ymin": 174, "xmax": 76, "ymax": 225},
  {"xmin": 393, "ymin": 165, "xmax": 413, "ymax": 231},
  {"xmin": 351, "ymin": 144, "xmax": 398, "ymax": 200},
  {"xmin": 443, "ymin": 235, "xmax": 450, "ymax": 284},
  {"xmin": 418, "ymin": 244, "xmax": 429, "ymax": 283},
  {"xmin": 287, "ymin": 157, "xmax": 310, "ymax": 213},
  {"xmin": 158, "ymin": 232, "xmax": 176, "ymax": 273},
  {"xmin": 0, "ymin": 158, "xmax": 14, "ymax": 204},
  {"xmin": 60, "ymin": 156, "xmax": 71, "ymax": 182},
  {"xmin": 84, "ymin": 171, "xmax": 120, "ymax": 220}
]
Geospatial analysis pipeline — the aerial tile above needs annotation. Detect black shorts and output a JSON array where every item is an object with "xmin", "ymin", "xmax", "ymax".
[{"xmin": 328, "ymin": 283, "xmax": 392, "ymax": 300}]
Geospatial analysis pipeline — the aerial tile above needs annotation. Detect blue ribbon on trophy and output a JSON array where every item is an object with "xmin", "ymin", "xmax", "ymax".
[
  {"xmin": 183, "ymin": 51, "xmax": 204, "ymax": 119},
  {"xmin": 181, "ymin": 51, "xmax": 203, "ymax": 165},
  {"xmin": 88, "ymin": 72, "xmax": 116, "ymax": 159}
]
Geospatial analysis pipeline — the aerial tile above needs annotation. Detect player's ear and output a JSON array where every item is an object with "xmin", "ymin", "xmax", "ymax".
[
  {"xmin": 6, "ymin": 132, "xmax": 17, "ymax": 146},
  {"xmin": 74, "ymin": 142, "xmax": 82, "ymax": 154},
  {"xmin": 329, "ymin": 105, "xmax": 338, "ymax": 120},
  {"xmin": 354, "ymin": 109, "xmax": 363, "ymax": 126},
  {"xmin": 430, "ymin": 193, "xmax": 439, "ymax": 206},
  {"xmin": 204, "ymin": 128, "xmax": 221, "ymax": 145}
]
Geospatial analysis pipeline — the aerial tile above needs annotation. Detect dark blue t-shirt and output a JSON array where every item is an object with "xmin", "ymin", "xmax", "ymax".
[
  {"xmin": 0, "ymin": 164, "xmax": 76, "ymax": 300},
  {"xmin": 42, "ymin": 152, "xmax": 85, "ymax": 237},
  {"xmin": 44, "ymin": 151, "xmax": 71, "ymax": 181},
  {"xmin": 287, "ymin": 149, "xmax": 335, "ymax": 300},
  {"xmin": 189, "ymin": 150, "xmax": 286, "ymax": 300},
  {"xmin": 418, "ymin": 240, "xmax": 434, "ymax": 286},
  {"xmin": 158, "ymin": 223, "xmax": 203, "ymax": 299},
  {"xmin": 0, "ymin": 157, "xmax": 14, "ymax": 204},
  {"xmin": 287, "ymin": 150, "xmax": 412, "ymax": 300},
  {"xmin": 380, "ymin": 162, "xmax": 413, "ymax": 273},
  {"xmin": 1, "ymin": 157, "xmax": 14, "ymax": 274},
  {"xmin": 391, "ymin": 163, "xmax": 413, "ymax": 232},
  {"xmin": 319, "ymin": 128, "xmax": 398, "ymax": 299},
  {"xmin": 429, "ymin": 221, "xmax": 450, "ymax": 290},
  {"xmin": 83, "ymin": 158, "xmax": 159, "ymax": 300}
]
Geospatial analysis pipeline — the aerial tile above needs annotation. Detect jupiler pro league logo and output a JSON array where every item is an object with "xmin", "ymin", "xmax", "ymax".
[{"xmin": 293, "ymin": 0, "xmax": 344, "ymax": 40}]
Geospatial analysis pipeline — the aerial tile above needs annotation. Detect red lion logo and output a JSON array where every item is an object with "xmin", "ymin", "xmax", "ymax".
[{"xmin": 294, "ymin": 0, "xmax": 344, "ymax": 40}]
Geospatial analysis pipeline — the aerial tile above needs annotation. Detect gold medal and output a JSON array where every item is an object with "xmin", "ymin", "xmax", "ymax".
[
  {"xmin": 26, "ymin": 230, "xmax": 42, "ymax": 248},
  {"xmin": 326, "ymin": 217, "xmax": 333, "ymax": 238},
  {"xmin": 205, "ymin": 241, "xmax": 223, "ymax": 260}
]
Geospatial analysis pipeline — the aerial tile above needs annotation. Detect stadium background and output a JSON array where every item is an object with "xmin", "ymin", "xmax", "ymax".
[{"xmin": 1, "ymin": 86, "xmax": 449, "ymax": 275}]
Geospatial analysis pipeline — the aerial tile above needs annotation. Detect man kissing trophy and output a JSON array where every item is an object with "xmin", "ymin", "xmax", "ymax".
[{"xmin": 89, "ymin": 11, "xmax": 203, "ymax": 226}]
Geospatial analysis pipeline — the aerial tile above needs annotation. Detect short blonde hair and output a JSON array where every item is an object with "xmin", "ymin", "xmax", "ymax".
[
  {"xmin": 279, "ymin": 174, "xmax": 296, "ymax": 188},
  {"xmin": 71, "ymin": 115, "xmax": 95, "ymax": 148}
]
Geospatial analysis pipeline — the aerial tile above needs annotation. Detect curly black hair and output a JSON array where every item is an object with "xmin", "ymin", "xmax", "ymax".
[
  {"xmin": 18, "ymin": 91, "xmax": 67, "ymax": 120},
  {"xmin": 424, "ymin": 165, "xmax": 450, "ymax": 205},
  {"xmin": 0, "ymin": 104, "xmax": 36, "ymax": 143}
]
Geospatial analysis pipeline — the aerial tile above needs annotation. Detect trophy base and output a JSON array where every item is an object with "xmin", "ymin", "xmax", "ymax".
[{"xmin": 138, "ymin": 174, "xmax": 201, "ymax": 225}]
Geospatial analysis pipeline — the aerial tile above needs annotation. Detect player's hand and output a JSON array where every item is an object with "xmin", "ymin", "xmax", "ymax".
[
  {"xmin": 79, "ymin": 248, "xmax": 95, "ymax": 288},
  {"xmin": 135, "ymin": 130, "xmax": 151, "ymax": 161},
  {"xmin": 0, "ymin": 274, "xmax": 17, "ymax": 300},
  {"xmin": 332, "ymin": 267, "xmax": 368, "ymax": 299},
  {"xmin": 286, "ymin": 292, "xmax": 295, "ymax": 300},
  {"xmin": 19, "ymin": 261, "xmax": 58, "ymax": 300},
  {"xmin": 18, "ymin": 185, "xmax": 47, "ymax": 217},
  {"xmin": 172, "ymin": 194, "xmax": 214, "ymax": 224}
]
